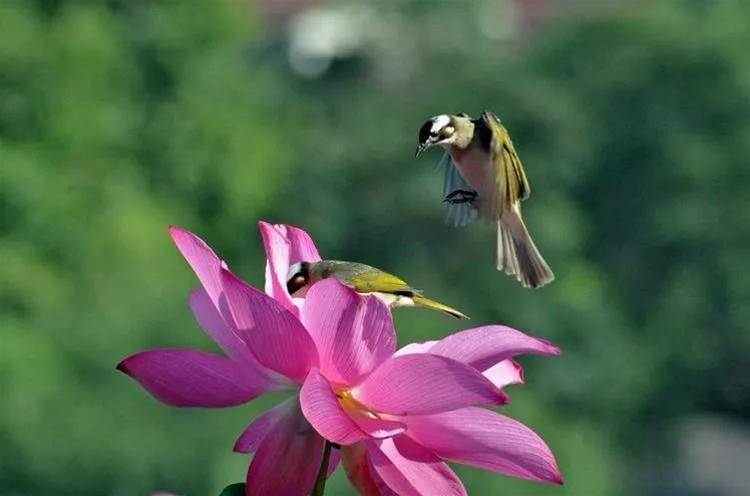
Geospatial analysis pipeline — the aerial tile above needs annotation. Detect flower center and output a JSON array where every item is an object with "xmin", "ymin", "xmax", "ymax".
[{"xmin": 336, "ymin": 389, "xmax": 378, "ymax": 419}]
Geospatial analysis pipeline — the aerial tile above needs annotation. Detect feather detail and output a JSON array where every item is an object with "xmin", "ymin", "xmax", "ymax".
[
  {"xmin": 411, "ymin": 295, "xmax": 469, "ymax": 320},
  {"xmin": 308, "ymin": 261, "xmax": 467, "ymax": 319},
  {"xmin": 497, "ymin": 210, "xmax": 554, "ymax": 288},
  {"xmin": 440, "ymin": 152, "xmax": 478, "ymax": 227}
]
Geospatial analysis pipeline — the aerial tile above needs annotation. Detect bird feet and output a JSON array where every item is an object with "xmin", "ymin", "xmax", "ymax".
[{"xmin": 444, "ymin": 189, "xmax": 478, "ymax": 204}]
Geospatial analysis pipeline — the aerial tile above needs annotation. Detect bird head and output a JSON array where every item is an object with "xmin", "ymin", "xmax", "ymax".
[
  {"xmin": 286, "ymin": 261, "xmax": 311, "ymax": 295},
  {"xmin": 416, "ymin": 113, "xmax": 473, "ymax": 157}
]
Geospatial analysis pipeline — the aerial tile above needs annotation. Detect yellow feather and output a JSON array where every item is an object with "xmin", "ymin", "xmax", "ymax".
[
  {"xmin": 482, "ymin": 112, "xmax": 530, "ymax": 210},
  {"xmin": 321, "ymin": 261, "xmax": 469, "ymax": 319},
  {"xmin": 347, "ymin": 270, "xmax": 413, "ymax": 294},
  {"xmin": 412, "ymin": 295, "xmax": 469, "ymax": 320}
]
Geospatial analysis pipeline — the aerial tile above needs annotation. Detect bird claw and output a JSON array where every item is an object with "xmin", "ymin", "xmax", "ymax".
[{"xmin": 444, "ymin": 189, "xmax": 478, "ymax": 204}]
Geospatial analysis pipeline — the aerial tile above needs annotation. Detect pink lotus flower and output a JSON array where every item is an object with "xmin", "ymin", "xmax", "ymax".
[
  {"xmin": 118, "ymin": 224, "xmax": 534, "ymax": 496},
  {"xmin": 258, "ymin": 223, "xmax": 564, "ymax": 493},
  {"xmin": 338, "ymin": 327, "xmax": 564, "ymax": 495}
]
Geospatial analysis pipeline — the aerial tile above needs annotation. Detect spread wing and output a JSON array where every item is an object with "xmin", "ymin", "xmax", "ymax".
[
  {"xmin": 440, "ymin": 152, "xmax": 478, "ymax": 227},
  {"xmin": 481, "ymin": 112, "xmax": 530, "ymax": 213}
]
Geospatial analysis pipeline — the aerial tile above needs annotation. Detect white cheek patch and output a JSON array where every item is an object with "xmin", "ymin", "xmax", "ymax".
[
  {"xmin": 286, "ymin": 262, "xmax": 302, "ymax": 281},
  {"xmin": 431, "ymin": 115, "xmax": 450, "ymax": 133}
]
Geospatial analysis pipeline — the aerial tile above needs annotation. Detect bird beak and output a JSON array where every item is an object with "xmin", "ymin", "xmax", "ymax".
[{"xmin": 415, "ymin": 143, "xmax": 428, "ymax": 157}]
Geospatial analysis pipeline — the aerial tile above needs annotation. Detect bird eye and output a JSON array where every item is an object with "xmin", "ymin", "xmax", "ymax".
[{"xmin": 430, "ymin": 131, "xmax": 438, "ymax": 137}]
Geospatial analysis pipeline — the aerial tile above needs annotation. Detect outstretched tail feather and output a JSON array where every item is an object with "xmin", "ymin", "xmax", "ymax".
[
  {"xmin": 412, "ymin": 295, "xmax": 469, "ymax": 320},
  {"xmin": 497, "ymin": 210, "xmax": 554, "ymax": 289},
  {"xmin": 500, "ymin": 226, "xmax": 518, "ymax": 276}
]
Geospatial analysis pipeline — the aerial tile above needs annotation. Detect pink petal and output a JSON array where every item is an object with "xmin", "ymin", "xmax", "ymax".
[
  {"xmin": 349, "ymin": 411, "xmax": 406, "ymax": 439},
  {"xmin": 302, "ymin": 279, "xmax": 396, "ymax": 386},
  {"xmin": 300, "ymin": 368, "xmax": 369, "ymax": 445},
  {"xmin": 395, "ymin": 341, "xmax": 437, "ymax": 356},
  {"xmin": 483, "ymin": 359, "xmax": 524, "ymax": 389},
  {"xmin": 275, "ymin": 223, "xmax": 322, "ymax": 263},
  {"xmin": 343, "ymin": 444, "xmax": 398, "ymax": 496},
  {"xmin": 117, "ymin": 349, "xmax": 267, "ymax": 407},
  {"xmin": 188, "ymin": 287, "xmax": 255, "ymax": 364},
  {"xmin": 405, "ymin": 407, "xmax": 563, "ymax": 484},
  {"xmin": 258, "ymin": 221, "xmax": 297, "ymax": 314},
  {"xmin": 190, "ymin": 288, "xmax": 294, "ymax": 391},
  {"xmin": 353, "ymin": 354, "xmax": 508, "ymax": 415},
  {"xmin": 169, "ymin": 227, "xmax": 228, "ymax": 317},
  {"xmin": 396, "ymin": 336, "xmax": 530, "ymax": 390},
  {"xmin": 246, "ymin": 402, "xmax": 326, "ymax": 496},
  {"xmin": 234, "ymin": 398, "xmax": 294, "ymax": 453},
  {"xmin": 258, "ymin": 222, "xmax": 322, "ymax": 315},
  {"xmin": 328, "ymin": 447, "xmax": 342, "ymax": 478},
  {"xmin": 367, "ymin": 437, "xmax": 467, "ymax": 496},
  {"xmin": 220, "ymin": 269, "xmax": 318, "ymax": 383},
  {"xmin": 300, "ymin": 369, "xmax": 405, "ymax": 445},
  {"xmin": 428, "ymin": 325, "xmax": 561, "ymax": 371}
]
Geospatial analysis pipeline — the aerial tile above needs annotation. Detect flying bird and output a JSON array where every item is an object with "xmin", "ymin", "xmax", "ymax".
[
  {"xmin": 286, "ymin": 260, "xmax": 468, "ymax": 319},
  {"xmin": 416, "ymin": 111, "xmax": 554, "ymax": 288}
]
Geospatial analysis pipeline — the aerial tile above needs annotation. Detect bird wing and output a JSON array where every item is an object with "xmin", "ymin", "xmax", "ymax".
[
  {"xmin": 481, "ymin": 112, "xmax": 530, "ymax": 214},
  {"xmin": 440, "ymin": 152, "xmax": 478, "ymax": 227},
  {"xmin": 346, "ymin": 266, "xmax": 419, "ymax": 295}
]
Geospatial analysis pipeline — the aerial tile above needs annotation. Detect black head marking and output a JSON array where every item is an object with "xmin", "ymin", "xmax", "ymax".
[
  {"xmin": 418, "ymin": 120, "xmax": 434, "ymax": 145},
  {"xmin": 286, "ymin": 261, "xmax": 311, "ymax": 295}
]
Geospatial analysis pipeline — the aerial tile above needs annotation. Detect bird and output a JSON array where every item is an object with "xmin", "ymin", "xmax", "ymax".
[
  {"xmin": 286, "ymin": 260, "xmax": 469, "ymax": 319},
  {"xmin": 416, "ymin": 111, "xmax": 554, "ymax": 288}
]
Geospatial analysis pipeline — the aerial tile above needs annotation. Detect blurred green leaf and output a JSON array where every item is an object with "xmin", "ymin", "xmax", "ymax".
[{"xmin": 218, "ymin": 482, "xmax": 246, "ymax": 496}]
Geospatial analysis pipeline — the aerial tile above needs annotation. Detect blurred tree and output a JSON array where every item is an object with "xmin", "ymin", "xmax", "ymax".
[
  {"xmin": 271, "ymin": 1, "xmax": 750, "ymax": 494},
  {"xmin": 0, "ymin": 1, "xmax": 291, "ymax": 494},
  {"xmin": 1, "ymin": 0, "xmax": 749, "ymax": 495}
]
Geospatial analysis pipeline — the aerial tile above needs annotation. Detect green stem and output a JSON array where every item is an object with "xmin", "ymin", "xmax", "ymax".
[{"xmin": 311, "ymin": 441, "xmax": 332, "ymax": 496}]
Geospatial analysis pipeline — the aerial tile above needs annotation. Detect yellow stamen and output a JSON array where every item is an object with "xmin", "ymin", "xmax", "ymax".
[{"xmin": 337, "ymin": 389, "xmax": 378, "ymax": 419}]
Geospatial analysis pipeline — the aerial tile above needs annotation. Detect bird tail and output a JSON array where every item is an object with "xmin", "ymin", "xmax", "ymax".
[
  {"xmin": 411, "ymin": 295, "xmax": 469, "ymax": 320},
  {"xmin": 497, "ymin": 209, "xmax": 554, "ymax": 289}
]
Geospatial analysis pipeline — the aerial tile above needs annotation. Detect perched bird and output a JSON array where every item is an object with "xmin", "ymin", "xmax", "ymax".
[
  {"xmin": 286, "ymin": 260, "xmax": 468, "ymax": 319},
  {"xmin": 416, "ymin": 111, "xmax": 554, "ymax": 288}
]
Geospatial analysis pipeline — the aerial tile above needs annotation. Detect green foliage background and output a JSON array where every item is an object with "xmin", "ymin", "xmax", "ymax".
[{"xmin": 1, "ymin": 1, "xmax": 749, "ymax": 495}]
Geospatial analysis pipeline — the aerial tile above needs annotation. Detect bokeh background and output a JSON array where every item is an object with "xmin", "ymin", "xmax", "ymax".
[{"xmin": 2, "ymin": 0, "xmax": 749, "ymax": 495}]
